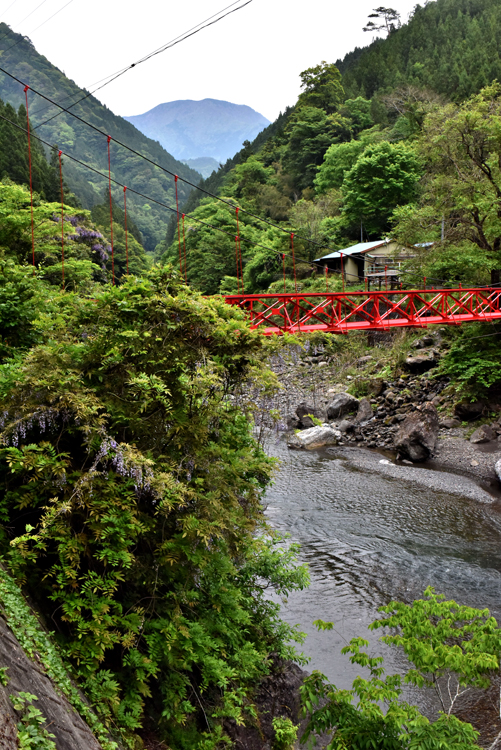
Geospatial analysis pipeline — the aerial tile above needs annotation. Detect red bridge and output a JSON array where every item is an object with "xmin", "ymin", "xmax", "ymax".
[{"xmin": 224, "ymin": 287, "xmax": 501, "ymax": 335}]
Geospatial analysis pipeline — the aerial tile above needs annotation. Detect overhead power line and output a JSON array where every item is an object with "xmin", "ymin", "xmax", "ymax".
[
  {"xmin": 3, "ymin": 99, "xmax": 501, "ymax": 292},
  {"xmin": 29, "ymin": 0, "xmax": 76, "ymax": 34},
  {"xmin": 29, "ymin": 0, "xmax": 252, "ymax": 127},
  {"xmin": 0, "ymin": 110, "xmax": 313, "ymax": 270}
]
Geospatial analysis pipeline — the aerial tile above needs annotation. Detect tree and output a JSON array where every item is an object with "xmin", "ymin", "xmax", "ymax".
[
  {"xmin": 0, "ymin": 268, "xmax": 309, "ymax": 748},
  {"xmin": 301, "ymin": 588, "xmax": 501, "ymax": 749},
  {"xmin": 393, "ymin": 83, "xmax": 501, "ymax": 285},
  {"xmin": 342, "ymin": 141, "xmax": 421, "ymax": 236},
  {"xmin": 315, "ymin": 140, "xmax": 366, "ymax": 194},
  {"xmin": 363, "ymin": 6, "xmax": 401, "ymax": 36},
  {"xmin": 297, "ymin": 61, "xmax": 344, "ymax": 115},
  {"xmin": 283, "ymin": 107, "xmax": 351, "ymax": 190}
]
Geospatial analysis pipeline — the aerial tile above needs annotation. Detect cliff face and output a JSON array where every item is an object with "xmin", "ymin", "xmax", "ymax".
[
  {"xmin": 0, "ymin": 614, "xmax": 102, "ymax": 750},
  {"xmin": 0, "ymin": 567, "xmax": 113, "ymax": 750}
]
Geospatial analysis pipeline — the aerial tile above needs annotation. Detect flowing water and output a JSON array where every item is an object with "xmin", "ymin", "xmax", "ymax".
[{"xmin": 264, "ymin": 438, "xmax": 501, "ymax": 704}]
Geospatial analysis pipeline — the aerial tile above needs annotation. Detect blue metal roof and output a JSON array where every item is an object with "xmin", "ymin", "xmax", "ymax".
[{"xmin": 314, "ymin": 240, "xmax": 389, "ymax": 263}]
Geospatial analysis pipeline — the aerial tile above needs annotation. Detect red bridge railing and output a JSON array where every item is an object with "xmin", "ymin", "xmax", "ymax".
[{"xmin": 224, "ymin": 288, "xmax": 501, "ymax": 335}]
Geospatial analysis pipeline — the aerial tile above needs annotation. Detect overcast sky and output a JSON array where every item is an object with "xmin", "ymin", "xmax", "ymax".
[{"xmin": 2, "ymin": 0, "xmax": 420, "ymax": 121}]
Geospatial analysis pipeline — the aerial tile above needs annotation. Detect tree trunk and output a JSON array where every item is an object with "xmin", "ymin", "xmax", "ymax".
[{"xmin": 491, "ymin": 268, "xmax": 500, "ymax": 286}]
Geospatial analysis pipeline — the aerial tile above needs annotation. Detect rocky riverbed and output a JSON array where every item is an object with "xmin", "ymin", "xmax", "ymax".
[{"xmin": 262, "ymin": 333, "xmax": 501, "ymax": 492}]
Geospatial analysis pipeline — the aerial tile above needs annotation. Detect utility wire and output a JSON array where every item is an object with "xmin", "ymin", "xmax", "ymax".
[
  {"xmin": 0, "ymin": 0, "xmax": 19, "ymax": 18},
  {"xmin": 30, "ymin": 0, "xmax": 252, "ymax": 128},
  {"xmin": 11, "ymin": 0, "xmax": 49, "ymax": 27},
  {"xmin": 20, "ymin": 0, "xmax": 245, "ymax": 120},
  {"xmin": 1, "ymin": 66, "xmax": 500, "ymax": 289},
  {"xmin": 0, "ymin": 0, "xmax": 75, "ymax": 54},
  {"xmin": 3, "ymin": 105, "xmax": 501, "ymax": 296},
  {"xmin": 0, "ymin": 111, "xmax": 313, "ymax": 270},
  {"xmin": 29, "ymin": 0, "xmax": 76, "ymax": 33},
  {"xmin": 0, "ymin": 60, "xmax": 443, "ymax": 273}
]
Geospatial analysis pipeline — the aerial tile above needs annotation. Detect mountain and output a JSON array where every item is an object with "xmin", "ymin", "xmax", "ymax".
[
  {"xmin": 124, "ymin": 99, "xmax": 271, "ymax": 164},
  {"xmin": 183, "ymin": 156, "xmax": 221, "ymax": 178},
  {"xmin": 0, "ymin": 24, "xmax": 201, "ymax": 252},
  {"xmin": 337, "ymin": 0, "xmax": 501, "ymax": 101}
]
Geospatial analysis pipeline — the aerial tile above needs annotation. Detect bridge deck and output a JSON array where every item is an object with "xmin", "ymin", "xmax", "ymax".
[{"xmin": 224, "ymin": 288, "xmax": 501, "ymax": 335}]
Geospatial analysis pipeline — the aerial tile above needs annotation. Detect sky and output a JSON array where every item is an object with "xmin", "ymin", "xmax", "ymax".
[{"xmin": 1, "ymin": 0, "xmax": 420, "ymax": 122}]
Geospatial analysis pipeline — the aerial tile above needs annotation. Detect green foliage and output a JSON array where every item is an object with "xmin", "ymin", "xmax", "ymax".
[
  {"xmin": 342, "ymin": 141, "xmax": 422, "ymax": 236},
  {"xmin": 0, "ymin": 23, "xmax": 201, "ymax": 252},
  {"xmin": 0, "ymin": 268, "xmax": 308, "ymax": 748},
  {"xmin": 271, "ymin": 716, "xmax": 298, "ymax": 750},
  {"xmin": 0, "ymin": 566, "xmax": 117, "ymax": 748},
  {"xmin": 338, "ymin": 0, "xmax": 501, "ymax": 102},
  {"xmin": 339, "ymin": 97, "xmax": 374, "ymax": 135},
  {"xmin": 0, "ymin": 181, "xmax": 109, "ymax": 288},
  {"xmin": 297, "ymin": 61, "xmax": 345, "ymax": 114},
  {"xmin": 0, "ymin": 666, "xmax": 8, "ymax": 686},
  {"xmin": 301, "ymin": 588, "xmax": 501, "ymax": 749},
  {"xmin": 11, "ymin": 692, "xmax": 56, "ymax": 750},
  {"xmin": 283, "ymin": 107, "xmax": 351, "ymax": 190},
  {"xmin": 314, "ymin": 140, "xmax": 366, "ymax": 193},
  {"xmin": 91, "ymin": 195, "xmax": 150, "ymax": 279},
  {"xmin": 393, "ymin": 83, "xmax": 501, "ymax": 282},
  {"xmin": 439, "ymin": 323, "xmax": 501, "ymax": 397}
]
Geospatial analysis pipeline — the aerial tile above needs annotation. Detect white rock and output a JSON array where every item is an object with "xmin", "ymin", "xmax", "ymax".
[
  {"xmin": 288, "ymin": 425, "xmax": 340, "ymax": 450},
  {"xmin": 495, "ymin": 459, "xmax": 501, "ymax": 483}
]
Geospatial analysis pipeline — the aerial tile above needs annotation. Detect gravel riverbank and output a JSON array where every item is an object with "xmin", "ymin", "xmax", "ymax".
[{"xmin": 262, "ymin": 338, "xmax": 501, "ymax": 494}]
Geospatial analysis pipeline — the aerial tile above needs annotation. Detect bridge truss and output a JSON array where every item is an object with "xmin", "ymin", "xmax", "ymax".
[{"xmin": 224, "ymin": 287, "xmax": 501, "ymax": 335}]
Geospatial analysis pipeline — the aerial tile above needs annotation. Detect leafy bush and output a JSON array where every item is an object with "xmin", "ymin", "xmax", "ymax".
[
  {"xmin": 301, "ymin": 588, "xmax": 501, "ymax": 749},
  {"xmin": 0, "ymin": 267, "xmax": 308, "ymax": 748},
  {"xmin": 439, "ymin": 323, "xmax": 501, "ymax": 397}
]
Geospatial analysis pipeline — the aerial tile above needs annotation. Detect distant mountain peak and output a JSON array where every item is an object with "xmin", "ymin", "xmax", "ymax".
[{"xmin": 124, "ymin": 99, "xmax": 270, "ymax": 164}]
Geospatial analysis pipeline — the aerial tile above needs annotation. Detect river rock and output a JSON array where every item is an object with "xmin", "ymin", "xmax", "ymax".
[
  {"xmin": 470, "ymin": 425, "xmax": 497, "ymax": 444},
  {"xmin": 495, "ymin": 459, "xmax": 501, "ymax": 483},
  {"xmin": 296, "ymin": 402, "xmax": 324, "ymax": 428},
  {"xmin": 338, "ymin": 419, "xmax": 355, "ymax": 434},
  {"xmin": 395, "ymin": 402, "xmax": 439, "ymax": 462},
  {"xmin": 368, "ymin": 378, "xmax": 386, "ymax": 397},
  {"xmin": 413, "ymin": 335, "xmax": 435, "ymax": 349},
  {"xmin": 454, "ymin": 401, "xmax": 485, "ymax": 422},
  {"xmin": 355, "ymin": 398, "xmax": 374, "ymax": 424},
  {"xmin": 288, "ymin": 424, "xmax": 340, "ymax": 450},
  {"xmin": 440, "ymin": 418, "xmax": 461, "ymax": 429},
  {"xmin": 326, "ymin": 392, "xmax": 359, "ymax": 420},
  {"xmin": 404, "ymin": 355, "xmax": 437, "ymax": 373}
]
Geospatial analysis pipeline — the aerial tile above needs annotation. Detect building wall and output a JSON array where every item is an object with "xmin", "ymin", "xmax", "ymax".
[{"xmin": 364, "ymin": 242, "xmax": 413, "ymax": 275}]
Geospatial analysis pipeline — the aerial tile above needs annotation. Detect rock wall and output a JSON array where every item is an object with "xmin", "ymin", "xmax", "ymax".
[
  {"xmin": 0, "ymin": 614, "xmax": 102, "ymax": 750},
  {"xmin": 0, "ymin": 566, "xmax": 112, "ymax": 750}
]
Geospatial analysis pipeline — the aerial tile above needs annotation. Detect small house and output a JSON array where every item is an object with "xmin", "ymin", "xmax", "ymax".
[{"xmin": 314, "ymin": 239, "xmax": 417, "ymax": 288}]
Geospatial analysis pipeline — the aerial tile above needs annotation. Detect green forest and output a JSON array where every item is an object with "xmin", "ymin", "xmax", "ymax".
[
  {"xmin": 0, "ymin": 23, "xmax": 200, "ymax": 253},
  {"xmin": 1, "ymin": 0, "xmax": 501, "ymax": 747}
]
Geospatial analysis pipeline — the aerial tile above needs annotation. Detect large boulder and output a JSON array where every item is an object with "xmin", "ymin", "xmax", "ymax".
[
  {"xmin": 296, "ymin": 402, "xmax": 325, "ymax": 429},
  {"xmin": 454, "ymin": 401, "xmax": 485, "ymax": 422},
  {"xmin": 395, "ymin": 402, "xmax": 439, "ymax": 462},
  {"xmin": 470, "ymin": 425, "xmax": 497, "ymax": 444},
  {"xmin": 326, "ymin": 392, "xmax": 359, "ymax": 420},
  {"xmin": 404, "ymin": 355, "xmax": 437, "ymax": 374},
  {"xmin": 288, "ymin": 425, "xmax": 340, "ymax": 450},
  {"xmin": 355, "ymin": 398, "xmax": 374, "ymax": 424},
  {"xmin": 495, "ymin": 459, "xmax": 501, "ymax": 483}
]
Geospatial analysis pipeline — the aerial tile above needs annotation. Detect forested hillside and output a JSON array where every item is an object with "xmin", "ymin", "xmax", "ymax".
[
  {"xmin": 337, "ymin": 0, "xmax": 501, "ymax": 101},
  {"xmin": 0, "ymin": 23, "xmax": 201, "ymax": 252},
  {"xmin": 159, "ymin": 0, "xmax": 501, "ymax": 296}
]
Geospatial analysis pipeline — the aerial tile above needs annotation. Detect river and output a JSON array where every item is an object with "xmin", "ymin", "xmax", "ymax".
[{"xmin": 264, "ymin": 437, "xmax": 501, "ymax": 705}]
